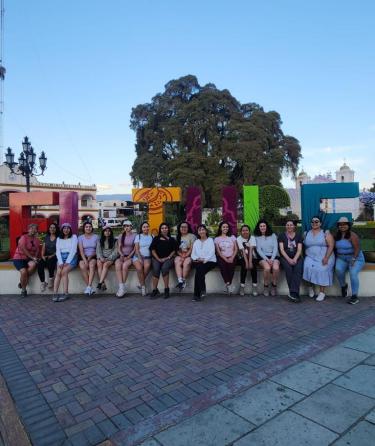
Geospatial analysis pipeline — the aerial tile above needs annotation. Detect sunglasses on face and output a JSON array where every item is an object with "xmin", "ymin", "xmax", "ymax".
[{"xmin": 311, "ymin": 220, "xmax": 320, "ymax": 223}]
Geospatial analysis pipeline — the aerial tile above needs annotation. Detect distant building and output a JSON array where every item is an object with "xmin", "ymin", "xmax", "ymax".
[
  {"xmin": 0, "ymin": 163, "xmax": 98, "ymax": 225},
  {"xmin": 96, "ymin": 194, "xmax": 135, "ymax": 220},
  {"xmin": 286, "ymin": 162, "xmax": 360, "ymax": 219}
]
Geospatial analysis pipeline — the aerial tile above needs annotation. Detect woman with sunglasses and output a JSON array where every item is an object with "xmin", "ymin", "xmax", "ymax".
[
  {"xmin": 174, "ymin": 221, "xmax": 196, "ymax": 290},
  {"xmin": 96, "ymin": 225, "xmax": 118, "ymax": 292},
  {"xmin": 115, "ymin": 220, "xmax": 136, "ymax": 298},
  {"xmin": 303, "ymin": 216, "xmax": 335, "ymax": 302},
  {"xmin": 334, "ymin": 217, "xmax": 365, "ymax": 305},
  {"xmin": 133, "ymin": 221, "xmax": 153, "ymax": 296},
  {"xmin": 54, "ymin": 223, "xmax": 78, "ymax": 302},
  {"xmin": 38, "ymin": 223, "xmax": 59, "ymax": 292},
  {"xmin": 78, "ymin": 221, "xmax": 99, "ymax": 296},
  {"xmin": 12, "ymin": 223, "xmax": 41, "ymax": 297},
  {"xmin": 149, "ymin": 222, "xmax": 177, "ymax": 299}
]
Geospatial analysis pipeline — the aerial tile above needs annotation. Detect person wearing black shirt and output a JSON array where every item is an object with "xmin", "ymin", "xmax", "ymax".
[
  {"xmin": 278, "ymin": 220, "xmax": 303, "ymax": 302},
  {"xmin": 149, "ymin": 223, "xmax": 177, "ymax": 299}
]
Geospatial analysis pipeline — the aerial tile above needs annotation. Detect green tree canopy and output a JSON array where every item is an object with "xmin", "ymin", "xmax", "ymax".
[
  {"xmin": 259, "ymin": 185, "xmax": 291, "ymax": 224},
  {"xmin": 130, "ymin": 75, "xmax": 301, "ymax": 207}
]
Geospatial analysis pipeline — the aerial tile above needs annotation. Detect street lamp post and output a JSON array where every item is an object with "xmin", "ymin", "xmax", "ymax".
[{"xmin": 4, "ymin": 136, "xmax": 47, "ymax": 192}]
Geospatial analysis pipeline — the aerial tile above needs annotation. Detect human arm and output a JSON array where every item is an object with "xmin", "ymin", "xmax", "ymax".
[
  {"xmin": 270, "ymin": 234, "xmax": 279, "ymax": 261},
  {"xmin": 350, "ymin": 233, "xmax": 361, "ymax": 263},
  {"xmin": 56, "ymin": 238, "xmax": 63, "ymax": 265},
  {"xmin": 96, "ymin": 240, "xmax": 104, "ymax": 262},
  {"xmin": 323, "ymin": 231, "xmax": 335, "ymax": 265}
]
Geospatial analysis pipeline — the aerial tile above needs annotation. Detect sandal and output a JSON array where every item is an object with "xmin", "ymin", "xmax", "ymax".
[{"xmin": 263, "ymin": 284, "xmax": 269, "ymax": 297}]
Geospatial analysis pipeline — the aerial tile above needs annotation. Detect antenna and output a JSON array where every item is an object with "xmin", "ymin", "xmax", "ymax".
[{"xmin": 0, "ymin": 0, "xmax": 5, "ymax": 163}]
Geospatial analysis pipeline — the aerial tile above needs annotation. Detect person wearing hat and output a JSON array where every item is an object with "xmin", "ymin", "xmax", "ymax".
[
  {"xmin": 115, "ymin": 219, "xmax": 136, "ymax": 297},
  {"xmin": 96, "ymin": 225, "xmax": 118, "ymax": 291},
  {"xmin": 334, "ymin": 217, "xmax": 365, "ymax": 305},
  {"xmin": 12, "ymin": 223, "xmax": 41, "ymax": 297},
  {"xmin": 53, "ymin": 222, "xmax": 78, "ymax": 302}
]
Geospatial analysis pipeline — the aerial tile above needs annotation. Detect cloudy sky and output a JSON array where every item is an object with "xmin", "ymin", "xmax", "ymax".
[{"xmin": 3, "ymin": 0, "xmax": 375, "ymax": 193}]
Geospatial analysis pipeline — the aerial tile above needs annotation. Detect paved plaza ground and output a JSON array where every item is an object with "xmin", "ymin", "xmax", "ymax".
[{"xmin": 0, "ymin": 291, "xmax": 374, "ymax": 446}]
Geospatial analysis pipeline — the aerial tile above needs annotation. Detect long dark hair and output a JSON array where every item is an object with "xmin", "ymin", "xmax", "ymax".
[
  {"xmin": 216, "ymin": 221, "xmax": 232, "ymax": 237},
  {"xmin": 100, "ymin": 227, "xmax": 115, "ymax": 249},
  {"xmin": 158, "ymin": 222, "xmax": 171, "ymax": 238},
  {"xmin": 334, "ymin": 227, "xmax": 352, "ymax": 241},
  {"xmin": 60, "ymin": 225, "xmax": 72, "ymax": 239},
  {"xmin": 48, "ymin": 223, "xmax": 60, "ymax": 238},
  {"xmin": 176, "ymin": 221, "xmax": 193, "ymax": 244},
  {"xmin": 239, "ymin": 224, "xmax": 251, "ymax": 240},
  {"xmin": 254, "ymin": 219, "xmax": 273, "ymax": 236},
  {"xmin": 138, "ymin": 221, "xmax": 150, "ymax": 234}
]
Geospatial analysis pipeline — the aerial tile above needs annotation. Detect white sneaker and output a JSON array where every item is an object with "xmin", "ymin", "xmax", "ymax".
[
  {"xmin": 240, "ymin": 285, "xmax": 245, "ymax": 296},
  {"xmin": 116, "ymin": 284, "xmax": 126, "ymax": 298},
  {"xmin": 88, "ymin": 286, "xmax": 95, "ymax": 296},
  {"xmin": 263, "ymin": 285, "xmax": 269, "ymax": 297},
  {"xmin": 308, "ymin": 287, "xmax": 315, "ymax": 298},
  {"xmin": 316, "ymin": 292, "xmax": 325, "ymax": 302},
  {"xmin": 228, "ymin": 284, "xmax": 234, "ymax": 295},
  {"xmin": 252, "ymin": 284, "xmax": 258, "ymax": 297},
  {"xmin": 226, "ymin": 284, "xmax": 230, "ymax": 294},
  {"xmin": 84, "ymin": 286, "xmax": 91, "ymax": 295},
  {"xmin": 40, "ymin": 282, "xmax": 47, "ymax": 292},
  {"xmin": 141, "ymin": 286, "xmax": 146, "ymax": 297}
]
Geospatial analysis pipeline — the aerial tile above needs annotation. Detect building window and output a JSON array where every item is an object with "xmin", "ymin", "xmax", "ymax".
[{"xmin": 81, "ymin": 199, "xmax": 88, "ymax": 207}]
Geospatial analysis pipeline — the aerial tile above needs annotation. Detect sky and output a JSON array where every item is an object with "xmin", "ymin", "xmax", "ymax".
[{"xmin": 3, "ymin": 0, "xmax": 375, "ymax": 193}]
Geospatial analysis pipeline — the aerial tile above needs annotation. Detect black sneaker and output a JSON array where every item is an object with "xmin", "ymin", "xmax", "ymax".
[
  {"xmin": 97, "ymin": 282, "xmax": 102, "ymax": 290},
  {"xmin": 347, "ymin": 296, "xmax": 359, "ymax": 305},
  {"xmin": 150, "ymin": 289, "xmax": 160, "ymax": 300},
  {"xmin": 164, "ymin": 288, "xmax": 170, "ymax": 299},
  {"xmin": 21, "ymin": 289, "xmax": 27, "ymax": 298},
  {"xmin": 288, "ymin": 292, "xmax": 299, "ymax": 303},
  {"xmin": 341, "ymin": 284, "xmax": 348, "ymax": 298},
  {"xmin": 175, "ymin": 282, "xmax": 184, "ymax": 290}
]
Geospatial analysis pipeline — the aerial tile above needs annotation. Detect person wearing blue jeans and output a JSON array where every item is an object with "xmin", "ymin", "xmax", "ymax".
[{"xmin": 334, "ymin": 217, "xmax": 365, "ymax": 305}]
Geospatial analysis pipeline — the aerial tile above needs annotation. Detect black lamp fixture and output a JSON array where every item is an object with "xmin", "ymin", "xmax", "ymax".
[{"xmin": 4, "ymin": 136, "xmax": 47, "ymax": 192}]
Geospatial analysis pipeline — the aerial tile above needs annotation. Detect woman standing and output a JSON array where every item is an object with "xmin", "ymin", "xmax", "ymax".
[
  {"xmin": 133, "ymin": 221, "xmax": 153, "ymax": 296},
  {"xmin": 174, "ymin": 222, "xmax": 196, "ymax": 290},
  {"xmin": 96, "ymin": 226, "xmax": 118, "ymax": 292},
  {"xmin": 278, "ymin": 220, "xmax": 303, "ymax": 302},
  {"xmin": 54, "ymin": 223, "xmax": 78, "ymax": 302},
  {"xmin": 149, "ymin": 222, "xmax": 177, "ymax": 299},
  {"xmin": 303, "ymin": 216, "xmax": 335, "ymax": 302},
  {"xmin": 334, "ymin": 217, "xmax": 365, "ymax": 305},
  {"xmin": 115, "ymin": 220, "xmax": 136, "ymax": 298},
  {"xmin": 236, "ymin": 224, "xmax": 258, "ymax": 296},
  {"xmin": 38, "ymin": 223, "xmax": 59, "ymax": 292},
  {"xmin": 191, "ymin": 225, "xmax": 217, "ymax": 301},
  {"xmin": 12, "ymin": 223, "xmax": 40, "ymax": 297},
  {"xmin": 78, "ymin": 221, "xmax": 99, "ymax": 296},
  {"xmin": 254, "ymin": 220, "xmax": 280, "ymax": 296},
  {"xmin": 214, "ymin": 222, "xmax": 238, "ymax": 294}
]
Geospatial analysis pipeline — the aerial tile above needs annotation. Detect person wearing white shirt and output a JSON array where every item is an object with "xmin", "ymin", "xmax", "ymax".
[
  {"xmin": 54, "ymin": 223, "xmax": 78, "ymax": 302},
  {"xmin": 191, "ymin": 225, "xmax": 217, "ymax": 301}
]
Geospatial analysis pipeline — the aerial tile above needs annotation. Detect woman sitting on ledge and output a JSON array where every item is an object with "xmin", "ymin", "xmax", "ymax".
[
  {"xmin": 191, "ymin": 224, "xmax": 217, "ymax": 301},
  {"xmin": 13, "ymin": 223, "xmax": 40, "ymax": 298},
  {"xmin": 334, "ymin": 217, "xmax": 365, "ymax": 305},
  {"xmin": 96, "ymin": 225, "xmax": 118, "ymax": 292},
  {"xmin": 53, "ymin": 223, "xmax": 78, "ymax": 302}
]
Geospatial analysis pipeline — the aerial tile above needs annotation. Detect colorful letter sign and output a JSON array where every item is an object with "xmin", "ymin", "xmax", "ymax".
[
  {"xmin": 9, "ymin": 191, "xmax": 78, "ymax": 256},
  {"xmin": 132, "ymin": 187, "xmax": 181, "ymax": 235},
  {"xmin": 301, "ymin": 183, "xmax": 360, "ymax": 230}
]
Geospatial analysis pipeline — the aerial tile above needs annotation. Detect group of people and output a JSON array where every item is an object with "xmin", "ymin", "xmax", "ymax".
[{"xmin": 13, "ymin": 215, "xmax": 365, "ymax": 304}]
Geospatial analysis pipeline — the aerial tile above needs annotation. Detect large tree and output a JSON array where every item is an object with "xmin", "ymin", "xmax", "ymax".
[{"xmin": 130, "ymin": 75, "xmax": 301, "ymax": 207}]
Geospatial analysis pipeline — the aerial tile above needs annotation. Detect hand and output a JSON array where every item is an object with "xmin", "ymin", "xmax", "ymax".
[
  {"xmin": 322, "ymin": 256, "xmax": 328, "ymax": 265},
  {"xmin": 267, "ymin": 259, "xmax": 273, "ymax": 266}
]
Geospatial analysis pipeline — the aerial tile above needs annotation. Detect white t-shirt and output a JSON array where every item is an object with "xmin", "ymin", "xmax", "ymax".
[
  {"xmin": 236, "ymin": 235, "xmax": 256, "ymax": 250},
  {"xmin": 134, "ymin": 234, "xmax": 153, "ymax": 257}
]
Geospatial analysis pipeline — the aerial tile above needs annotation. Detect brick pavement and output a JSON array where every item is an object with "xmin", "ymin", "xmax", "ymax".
[{"xmin": 0, "ymin": 293, "xmax": 374, "ymax": 446}]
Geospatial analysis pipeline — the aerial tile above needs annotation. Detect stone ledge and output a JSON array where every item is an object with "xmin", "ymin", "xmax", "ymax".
[{"xmin": 0, "ymin": 263, "xmax": 374, "ymax": 297}]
